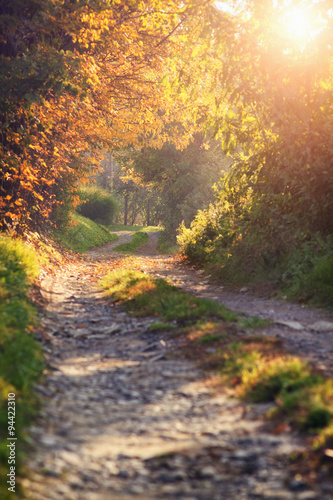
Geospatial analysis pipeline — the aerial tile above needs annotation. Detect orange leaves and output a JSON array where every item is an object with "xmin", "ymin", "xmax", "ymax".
[
  {"xmin": 0, "ymin": 0, "xmax": 216, "ymax": 231},
  {"xmin": 29, "ymin": 144, "xmax": 42, "ymax": 151}
]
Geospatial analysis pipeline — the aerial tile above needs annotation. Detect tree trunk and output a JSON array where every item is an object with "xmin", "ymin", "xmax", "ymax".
[
  {"xmin": 147, "ymin": 198, "xmax": 150, "ymax": 226},
  {"xmin": 124, "ymin": 194, "xmax": 129, "ymax": 226}
]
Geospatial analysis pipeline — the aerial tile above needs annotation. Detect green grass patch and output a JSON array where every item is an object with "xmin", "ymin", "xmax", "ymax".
[
  {"xmin": 113, "ymin": 232, "xmax": 149, "ymax": 254},
  {"xmin": 211, "ymin": 338, "xmax": 333, "ymax": 440},
  {"xmin": 108, "ymin": 225, "xmax": 161, "ymax": 232},
  {"xmin": 198, "ymin": 333, "xmax": 226, "ymax": 344},
  {"xmin": 0, "ymin": 235, "xmax": 45, "ymax": 499},
  {"xmin": 237, "ymin": 315, "xmax": 270, "ymax": 330},
  {"xmin": 181, "ymin": 324, "xmax": 333, "ymax": 449},
  {"xmin": 149, "ymin": 322, "xmax": 174, "ymax": 332},
  {"xmin": 100, "ymin": 268, "xmax": 236, "ymax": 323},
  {"xmin": 53, "ymin": 212, "xmax": 118, "ymax": 253}
]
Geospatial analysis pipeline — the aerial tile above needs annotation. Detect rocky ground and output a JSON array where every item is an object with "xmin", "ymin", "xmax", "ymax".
[
  {"xmin": 136, "ymin": 235, "xmax": 333, "ymax": 378},
  {"xmin": 22, "ymin": 232, "xmax": 333, "ymax": 500}
]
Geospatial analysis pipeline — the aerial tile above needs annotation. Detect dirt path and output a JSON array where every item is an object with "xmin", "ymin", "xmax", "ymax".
[
  {"xmin": 135, "ymin": 247, "xmax": 333, "ymax": 378},
  {"xmin": 23, "ymin": 232, "xmax": 333, "ymax": 499}
]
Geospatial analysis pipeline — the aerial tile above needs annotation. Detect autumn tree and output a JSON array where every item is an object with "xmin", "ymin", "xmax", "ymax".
[
  {"xmin": 0, "ymin": 0, "xmax": 214, "ymax": 231},
  {"xmin": 178, "ymin": 0, "xmax": 333, "ymax": 294},
  {"xmin": 203, "ymin": 0, "xmax": 333, "ymax": 236}
]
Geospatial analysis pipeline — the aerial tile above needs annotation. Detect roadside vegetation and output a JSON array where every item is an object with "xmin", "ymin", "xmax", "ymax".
[
  {"xmin": 100, "ymin": 267, "xmax": 236, "ymax": 322},
  {"xmin": 100, "ymin": 263, "xmax": 333, "ymax": 473},
  {"xmin": 1, "ymin": 0, "xmax": 333, "ymax": 490},
  {"xmin": 112, "ymin": 232, "xmax": 149, "ymax": 254},
  {"xmin": 0, "ymin": 236, "xmax": 44, "ymax": 500},
  {"xmin": 157, "ymin": 231, "xmax": 179, "ymax": 254},
  {"xmin": 76, "ymin": 186, "xmax": 118, "ymax": 227},
  {"xmin": 108, "ymin": 225, "xmax": 161, "ymax": 232},
  {"xmin": 53, "ymin": 213, "xmax": 118, "ymax": 253},
  {"xmin": 177, "ymin": 193, "xmax": 333, "ymax": 309}
]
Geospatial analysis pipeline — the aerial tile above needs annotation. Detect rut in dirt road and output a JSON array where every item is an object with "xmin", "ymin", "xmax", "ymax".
[{"xmin": 23, "ymin": 233, "xmax": 333, "ymax": 500}]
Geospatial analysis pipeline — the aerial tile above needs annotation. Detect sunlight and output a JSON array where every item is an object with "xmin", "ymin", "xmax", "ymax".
[
  {"xmin": 275, "ymin": 1, "xmax": 331, "ymax": 52},
  {"xmin": 214, "ymin": 1, "xmax": 231, "ymax": 13},
  {"xmin": 281, "ymin": 6, "xmax": 321, "ymax": 43},
  {"xmin": 215, "ymin": 1, "xmax": 327, "ymax": 48}
]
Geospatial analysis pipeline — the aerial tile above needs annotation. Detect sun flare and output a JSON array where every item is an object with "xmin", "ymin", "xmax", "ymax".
[{"xmin": 282, "ymin": 7, "xmax": 318, "ymax": 42}]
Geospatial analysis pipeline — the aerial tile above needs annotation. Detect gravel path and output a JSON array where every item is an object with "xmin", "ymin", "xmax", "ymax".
[
  {"xmin": 143, "ymin": 256, "xmax": 333, "ymax": 378},
  {"xmin": 22, "ymin": 232, "xmax": 333, "ymax": 499}
]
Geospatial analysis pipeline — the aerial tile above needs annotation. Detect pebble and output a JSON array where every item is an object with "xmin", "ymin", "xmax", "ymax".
[{"xmin": 22, "ymin": 248, "xmax": 333, "ymax": 500}]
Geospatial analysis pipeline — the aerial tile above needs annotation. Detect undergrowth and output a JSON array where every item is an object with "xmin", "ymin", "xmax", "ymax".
[
  {"xmin": 216, "ymin": 339, "xmax": 333, "ymax": 443},
  {"xmin": 177, "ymin": 177, "xmax": 333, "ymax": 309},
  {"xmin": 53, "ymin": 212, "xmax": 118, "ymax": 253},
  {"xmin": 0, "ymin": 235, "xmax": 44, "ymax": 499}
]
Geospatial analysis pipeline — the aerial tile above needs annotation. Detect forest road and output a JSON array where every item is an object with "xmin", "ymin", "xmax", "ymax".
[{"xmin": 23, "ymin": 231, "xmax": 333, "ymax": 500}]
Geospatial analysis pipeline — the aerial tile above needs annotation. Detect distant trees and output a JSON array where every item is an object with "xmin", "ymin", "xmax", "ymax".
[{"xmin": 115, "ymin": 133, "xmax": 229, "ymax": 236}]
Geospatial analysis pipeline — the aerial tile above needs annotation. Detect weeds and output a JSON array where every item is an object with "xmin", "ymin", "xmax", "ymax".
[{"xmin": 216, "ymin": 340, "xmax": 333, "ymax": 440}]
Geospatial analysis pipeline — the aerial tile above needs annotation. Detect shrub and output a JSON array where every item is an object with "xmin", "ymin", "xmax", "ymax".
[
  {"xmin": 76, "ymin": 186, "xmax": 118, "ymax": 226},
  {"xmin": 0, "ymin": 235, "xmax": 44, "ymax": 499},
  {"xmin": 178, "ymin": 169, "xmax": 333, "ymax": 305}
]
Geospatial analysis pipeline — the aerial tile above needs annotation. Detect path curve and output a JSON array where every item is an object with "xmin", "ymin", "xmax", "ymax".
[{"xmin": 119, "ymin": 232, "xmax": 333, "ymax": 377}]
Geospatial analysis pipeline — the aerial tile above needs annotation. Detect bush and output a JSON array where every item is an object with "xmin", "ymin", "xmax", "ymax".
[
  {"xmin": 177, "ymin": 204, "xmax": 224, "ymax": 265},
  {"xmin": 177, "ymin": 169, "xmax": 333, "ymax": 305},
  {"xmin": 76, "ymin": 186, "xmax": 118, "ymax": 226}
]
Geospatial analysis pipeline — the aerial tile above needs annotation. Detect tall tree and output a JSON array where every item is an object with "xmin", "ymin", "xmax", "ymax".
[{"xmin": 0, "ymin": 0, "xmax": 213, "ymax": 231}]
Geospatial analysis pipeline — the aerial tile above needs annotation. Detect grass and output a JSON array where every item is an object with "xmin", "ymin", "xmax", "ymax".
[
  {"xmin": 53, "ymin": 212, "xmax": 118, "ymax": 253},
  {"xmin": 149, "ymin": 322, "xmax": 174, "ymax": 332},
  {"xmin": 113, "ymin": 232, "xmax": 149, "ymax": 254},
  {"xmin": 191, "ymin": 328, "xmax": 333, "ymax": 449},
  {"xmin": 100, "ymin": 268, "xmax": 236, "ymax": 322},
  {"xmin": 217, "ymin": 339, "xmax": 333, "ymax": 437},
  {"xmin": 0, "ymin": 235, "xmax": 45, "ymax": 499},
  {"xmin": 108, "ymin": 224, "xmax": 161, "ymax": 232},
  {"xmin": 238, "ymin": 315, "xmax": 270, "ymax": 330},
  {"xmin": 100, "ymin": 264, "xmax": 333, "ymax": 469}
]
